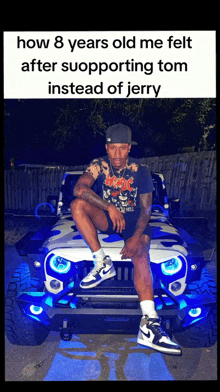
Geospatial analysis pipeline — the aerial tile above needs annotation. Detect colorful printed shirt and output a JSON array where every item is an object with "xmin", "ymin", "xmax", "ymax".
[{"xmin": 85, "ymin": 156, "xmax": 154, "ymax": 213}]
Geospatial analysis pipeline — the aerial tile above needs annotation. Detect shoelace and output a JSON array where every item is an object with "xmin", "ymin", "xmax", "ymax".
[{"xmin": 147, "ymin": 318, "xmax": 169, "ymax": 338}]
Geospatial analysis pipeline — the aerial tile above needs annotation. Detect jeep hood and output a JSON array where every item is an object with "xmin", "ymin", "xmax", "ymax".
[{"xmin": 42, "ymin": 213, "xmax": 188, "ymax": 261}]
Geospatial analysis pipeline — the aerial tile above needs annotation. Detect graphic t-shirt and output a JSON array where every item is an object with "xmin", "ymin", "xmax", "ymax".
[{"xmin": 85, "ymin": 156, "xmax": 154, "ymax": 213}]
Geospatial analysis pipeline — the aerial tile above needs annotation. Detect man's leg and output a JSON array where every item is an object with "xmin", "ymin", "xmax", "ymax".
[
  {"xmin": 134, "ymin": 234, "xmax": 182, "ymax": 355},
  {"xmin": 132, "ymin": 234, "xmax": 153, "ymax": 301},
  {"xmin": 70, "ymin": 198, "xmax": 109, "ymax": 252},
  {"xmin": 70, "ymin": 198, "xmax": 116, "ymax": 288},
  {"xmin": 132, "ymin": 234, "xmax": 157, "ymax": 318}
]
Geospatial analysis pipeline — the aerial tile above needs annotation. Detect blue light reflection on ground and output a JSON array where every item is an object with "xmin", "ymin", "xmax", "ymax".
[
  {"xmin": 124, "ymin": 352, "xmax": 174, "ymax": 381},
  {"xmin": 44, "ymin": 336, "xmax": 174, "ymax": 381},
  {"xmin": 44, "ymin": 353, "xmax": 101, "ymax": 381}
]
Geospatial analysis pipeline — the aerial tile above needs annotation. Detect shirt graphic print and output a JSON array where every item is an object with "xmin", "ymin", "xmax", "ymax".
[{"xmin": 85, "ymin": 156, "xmax": 154, "ymax": 213}]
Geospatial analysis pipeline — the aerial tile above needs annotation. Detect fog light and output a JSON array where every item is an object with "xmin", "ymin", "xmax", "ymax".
[
  {"xmin": 188, "ymin": 308, "xmax": 202, "ymax": 318},
  {"xmin": 171, "ymin": 281, "xmax": 181, "ymax": 292},
  {"xmin": 50, "ymin": 279, "xmax": 61, "ymax": 290},
  {"xmin": 30, "ymin": 305, "xmax": 43, "ymax": 315}
]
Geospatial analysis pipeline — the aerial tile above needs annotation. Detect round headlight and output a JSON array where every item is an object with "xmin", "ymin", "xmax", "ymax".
[
  {"xmin": 49, "ymin": 255, "xmax": 71, "ymax": 274},
  {"xmin": 171, "ymin": 281, "xmax": 182, "ymax": 292},
  {"xmin": 30, "ymin": 305, "xmax": 43, "ymax": 315},
  {"xmin": 188, "ymin": 308, "xmax": 202, "ymax": 318},
  {"xmin": 161, "ymin": 257, "xmax": 182, "ymax": 275},
  {"xmin": 50, "ymin": 279, "xmax": 61, "ymax": 290}
]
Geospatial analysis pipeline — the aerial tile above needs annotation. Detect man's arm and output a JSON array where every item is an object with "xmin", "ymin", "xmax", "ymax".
[
  {"xmin": 132, "ymin": 192, "xmax": 152, "ymax": 239},
  {"xmin": 120, "ymin": 192, "xmax": 152, "ymax": 259},
  {"xmin": 74, "ymin": 172, "xmax": 110, "ymax": 211},
  {"xmin": 74, "ymin": 172, "xmax": 125, "ymax": 233}
]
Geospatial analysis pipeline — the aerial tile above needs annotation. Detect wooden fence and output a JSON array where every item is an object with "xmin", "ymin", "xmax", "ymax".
[
  {"xmin": 4, "ymin": 150, "xmax": 216, "ymax": 216},
  {"xmin": 140, "ymin": 150, "xmax": 216, "ymax": 215}
]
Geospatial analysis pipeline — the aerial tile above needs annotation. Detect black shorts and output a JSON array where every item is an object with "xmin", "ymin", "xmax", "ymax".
[{"xmin": 101, "ymin": 210, "xmax": 152, "ymax": 243}]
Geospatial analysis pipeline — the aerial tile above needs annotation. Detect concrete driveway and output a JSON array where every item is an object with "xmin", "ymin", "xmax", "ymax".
[{"xmin": 5, "ymin": 328, "xmax": 217, "ymax": 381}]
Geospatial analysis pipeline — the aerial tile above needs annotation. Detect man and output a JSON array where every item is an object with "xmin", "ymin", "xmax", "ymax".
[{"xmin": 71, "ymin": 123, "xmax": 181, "ymax": 355}]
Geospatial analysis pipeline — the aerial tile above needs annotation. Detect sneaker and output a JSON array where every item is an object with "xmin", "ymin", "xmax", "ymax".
[
  {"xmin": 80, "ymin": 256, "xmax": 116, "ymax": 289},
  {"xmin": 137, "ymin": 316, "xmax": 182, "ymax": 355}
]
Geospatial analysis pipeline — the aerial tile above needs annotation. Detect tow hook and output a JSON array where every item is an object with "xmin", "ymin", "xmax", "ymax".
[{"xmin": 60, "ymin": 319, "xmax": 72, "ymax": 341}]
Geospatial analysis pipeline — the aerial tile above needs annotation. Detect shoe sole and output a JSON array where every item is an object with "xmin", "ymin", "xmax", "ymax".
[
  {"xmin": 80, "ymin": 269, "xmax": 116, "ymax": 289},
  {"xmin": 137, "ymin": 331, "xmax": 182, "ymax": 356}
]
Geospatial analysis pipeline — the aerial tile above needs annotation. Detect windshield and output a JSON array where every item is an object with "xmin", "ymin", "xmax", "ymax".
[{"xmin": 60, "ymin": 173, "xmax": 167, "ymax": 214}]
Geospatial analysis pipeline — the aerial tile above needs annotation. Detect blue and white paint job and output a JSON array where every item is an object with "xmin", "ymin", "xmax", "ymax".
[
  {"xmin": 42, "ymin": 207, "xmax": 189, "ymax": 295},
  {"xmin": 18, "ymin": 171, "xmax": 212, "ymax": 333}
]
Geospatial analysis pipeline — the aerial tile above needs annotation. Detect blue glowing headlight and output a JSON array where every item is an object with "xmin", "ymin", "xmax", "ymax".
[
  {"xmin": 161, "ymin": 257, "xmax": 182, "ymax": 276},
  {"xmin": 188, "ymin": 308, "xmax": 202, "ymax": 318},
  {"xmin": 30, "ymin": 305, "xmax": 43, "ymax": 315},
  {"xmin": 49, "ymin": 255, "xmax": 71, "ymax": 274},
  {"xmin": 182, "ymin": 307, "xmax": 204, "ymax": 327}
]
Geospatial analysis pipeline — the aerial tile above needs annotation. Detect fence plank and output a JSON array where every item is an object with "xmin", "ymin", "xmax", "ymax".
[{"xmin": 4, "ymin": 151, "xmax": 216, "ymax": 215}]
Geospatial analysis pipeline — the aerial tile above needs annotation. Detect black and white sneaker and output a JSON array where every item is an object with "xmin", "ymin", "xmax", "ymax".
[
  {"xmin": 137, "ymin": 316, "xmax": 182, "ymax": 355},
  {"xmin": 80, "ymin": 256, "xmax": 116, "ymax": 289}
]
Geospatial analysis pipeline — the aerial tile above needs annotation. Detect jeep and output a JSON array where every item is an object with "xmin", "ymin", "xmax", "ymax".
[{"xmin": 5, "ymin": 171, "xmax": 217, "ymax": 348}]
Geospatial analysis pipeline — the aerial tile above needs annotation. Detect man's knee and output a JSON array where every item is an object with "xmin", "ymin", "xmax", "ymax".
[
  {"xmin": 71, "ymin": 198, "xmax": 87, "ymax": 218},
  {"xmin": 139, "ymin": 235, "xmax": 150, "ymax": 251}
]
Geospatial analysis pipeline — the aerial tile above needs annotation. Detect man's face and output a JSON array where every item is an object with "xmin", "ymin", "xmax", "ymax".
[{"xmin": 106, "ymin": 143, "xmax": 131, "ymax": 170}]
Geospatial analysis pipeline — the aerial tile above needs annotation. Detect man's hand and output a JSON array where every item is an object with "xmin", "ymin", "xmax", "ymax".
[
  {"xmin": 108, "ymin": 204, "xmax": 126, "ymax": 233},
  {"xmin": 120, "ymin": 235, "xmax": 141, "ymax": 260}
]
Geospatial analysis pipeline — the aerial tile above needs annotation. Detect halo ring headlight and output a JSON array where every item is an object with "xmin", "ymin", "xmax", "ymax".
[
  {"xmin": 30, "ymin": 305, "xmax": 43, "ymax": 315},
  {"xmin": 188, "ymin": 308, "xmax": 202, "ymax": 318},
  {"xmin": 161, "ymin": 257, "xmax": 182, "ymax": 276},
  {"xmin": 49, "ymin": 255, "xmax": 71, "ymax": 274}
]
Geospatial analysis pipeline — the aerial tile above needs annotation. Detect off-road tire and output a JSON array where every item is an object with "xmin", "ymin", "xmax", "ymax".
[
  {"xmin": 174, "ymin": 268, "xmax": 217, "ymax": 348},
  {"xmin": 5, "ymin": 262, "xmax": 49, "ymax": 346}
]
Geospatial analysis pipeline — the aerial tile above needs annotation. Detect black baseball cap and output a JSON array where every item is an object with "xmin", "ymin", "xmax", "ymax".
[{"xmin": 106, "ymin": 123, "xmax": 137, "ymax": 145}]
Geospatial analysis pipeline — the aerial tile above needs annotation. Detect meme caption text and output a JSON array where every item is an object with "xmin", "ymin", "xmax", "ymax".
[{"xmin": 4, "ymin": 31, "xmax": 216, "ymax": 98}]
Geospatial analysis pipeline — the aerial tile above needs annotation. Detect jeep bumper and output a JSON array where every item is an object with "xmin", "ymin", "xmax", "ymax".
[{"xmin": 16, "ymin": 280, "xmax": 216, "ymax": 335}]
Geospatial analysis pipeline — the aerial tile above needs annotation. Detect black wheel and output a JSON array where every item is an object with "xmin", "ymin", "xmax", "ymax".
[
  {"xmin": 174, "ymin": 268, "xmax": 217, "ymax": 348},
  {"xmin": 5, "ymin": 262, "xmax": 49, "ymax": 346}
]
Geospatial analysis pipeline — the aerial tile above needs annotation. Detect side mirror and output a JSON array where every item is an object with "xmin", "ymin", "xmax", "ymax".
[
  {"xmin": 169, "ymin": 198, "xmax": 180, "ymax": 217},
  {"xmin": 47, "ymin": 195, "xmax": 59, "ymax": 215}
]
